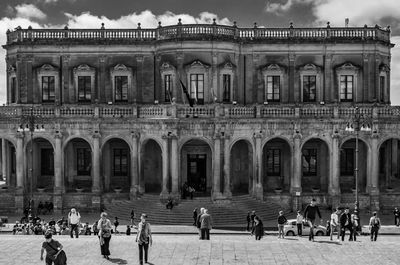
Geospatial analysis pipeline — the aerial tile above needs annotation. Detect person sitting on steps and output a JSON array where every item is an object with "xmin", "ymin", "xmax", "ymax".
[{"xmin": 166, "ymin": 197, "xmax": 174, "ymax": 210}]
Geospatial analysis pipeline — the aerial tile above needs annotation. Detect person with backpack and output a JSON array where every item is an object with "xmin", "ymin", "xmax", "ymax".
[
  {"xmin": 67, "ymin": 208, "xmax": 81, "ymax": 238},
  {"xmin": 136, "ymin": 213, "xmax": 152, "ymax": 265},
  {"xmin": 40, "ymin": 232, "xmax": 67, "ymax": 265},
  {"xmin": 369, "ymin": 211, "xmax": 381, "ymax": 241}
]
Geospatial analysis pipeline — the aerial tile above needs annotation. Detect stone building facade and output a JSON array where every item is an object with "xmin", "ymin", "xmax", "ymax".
[{"xmin": 0, "ymin": 21, "xmax": 398, "ymax": 213}]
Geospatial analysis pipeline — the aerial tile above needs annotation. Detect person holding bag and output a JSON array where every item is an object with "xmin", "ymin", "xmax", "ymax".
[
  {"xmin": 97, "ymin": 212, "xmax": 112, "ymax": 260},
  {"xmin": 40, "ymin": 232, "xmax": 67, "ymax": 265},
  {"xmin": 136, "ymin": 213, "xmax": 152, "ymax": 265}
]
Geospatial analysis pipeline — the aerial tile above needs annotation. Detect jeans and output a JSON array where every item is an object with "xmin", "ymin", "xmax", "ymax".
[
  {"xmin": 70, "ymin": 224, "xmax": 79, "ymax": 238},
  {"xmin": 371, "ymin": 227, "xmax": 379, "ymax": 241},
  {"xmin": 308, "ymin": 219, "xmax": 315, "ymax": 240},
  {"xmin": 341, "ymin": 226, "xmax": 353, "ymax": 241},
  {"xmin": 296, "ymin": 224, "xmax": 302, "ymax": 236},
  {"xmin": 395, "ymin": 216, "xmax": 400, "ymax": 226},
  {"xmin": 330, "ymin": 225, "xmax": 340, "ymax": 240},
  {"xmin": 201, "ymin": 228, "xmax": 210, "ymax": 240},
  {"xmin": 278, "ymin": 224, "xmax": 285, "ymax": 238},
  {"xmin": 100, "ymin": 236, "xmax": 111, "ymax": 255},
  {"xmin": 138, "ymin": 243, "xmax": 149, "ymax": 264}
]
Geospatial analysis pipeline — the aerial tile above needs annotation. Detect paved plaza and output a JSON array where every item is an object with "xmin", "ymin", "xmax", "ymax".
[{"xmin": 1, "ymin": 233, "xmax": 399, "ymax": 265}]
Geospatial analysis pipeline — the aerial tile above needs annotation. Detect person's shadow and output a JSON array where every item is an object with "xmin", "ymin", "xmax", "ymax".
[{"xmin": 108, "ymin": 258, "xmax": 128, "ymax": 264}]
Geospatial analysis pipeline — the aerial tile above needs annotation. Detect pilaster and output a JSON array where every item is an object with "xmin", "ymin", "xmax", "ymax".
[
  {"xmin": 61, "ymin": 55, "xmax": 70, "ymax": 104},
  {"xmin": 170, "ymin": 134, "xmax": 179, "ymax": 198},
  {"xmin": 253, "ymin": 131, "xmax": 263, "ymax": 200},
  {"xmin": 130, "ymin": 131, "xmax": 139, "ymax": 199},
  {"xmin": 212, "ymin": 133, "xmax": 223, "ymax": 199},
  {"xmin": 291, "ymin": 132, "xmax": 302, "ymax": 194},
  {"xmin": 92, "ymin": 132, "xmax": 101, "ymax": 194},
  {"xmin": 15, "ymin": 132, "xmax": 25, "ymax": 213},
  {"xmin": 223, "ymin": 134, "xmax": 232, "ymax": 198},
  {"xmin": 288, "ymin": 53, "xmax": 296, "ymax": 103},
  {"xmin": 161, "ymin": 134, "xmax": 169, "ymax": 198},
  {"xmin": 329, "ymin": 132, "xmax": 340, "ymax": 195},
  {"xmin": 176, "ymin": 52, "xmax": 184, "ymax": 103}
]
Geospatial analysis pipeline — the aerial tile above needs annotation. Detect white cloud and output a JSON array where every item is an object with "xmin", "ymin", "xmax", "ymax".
[
  {"xmin": 265, "ymin": 0, "xmax": 317, "ymax": 14},
  {"xmin": 390, "ymin": 36, "xmax": 400, "ymax": 105},
  {"xmin": 15, "ymin": 4, "xmax": 47, "ymax": 20}
]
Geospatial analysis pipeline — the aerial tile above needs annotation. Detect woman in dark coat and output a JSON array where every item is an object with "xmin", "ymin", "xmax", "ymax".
[{"xmin": 251, "ymin": 216, "xmax": 265, "ymax": 240}]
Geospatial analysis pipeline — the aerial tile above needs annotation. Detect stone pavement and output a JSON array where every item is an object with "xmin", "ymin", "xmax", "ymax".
[{"xmin": 1, "ymin": 234, "xmax": 400, "ymax": 265}]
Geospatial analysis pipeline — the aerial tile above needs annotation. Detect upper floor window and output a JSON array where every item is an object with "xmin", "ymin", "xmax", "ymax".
[
  {"xmin": 380, "ymin": 76, "xmax": 385, "ymax": 102},
  {"xmin": 299, "ymin": 63, "xmax": 322, "ymax": 103},
  {"xmin": 110, "ymin": 64, "xmax": 133, "ymax": 103},
  {"xmin": 340, "ymin": 75, "xmax": 353, "ymax": 102},
  {"xmin": 10, "ymin": 77, "xmax": 16, "ymax": 104},
  {"xmin": 37, "ymin": 64, "xmax": 59, "ymax": 104},
  {"xmin": 115, "ymin": 76, "xmax": 128, "ymax": 102},
  {"xmin": 302, "ymin": 148, "xmax": 317, "ymax": 176},
  {"xmin": 266, "ymin": 149, "xmax": 281, "ymax": 176},
  {"xmin": 223, "ymin": 74, "xmax": 231, "ymax": 103},
  {"xmin": 336, "ymin": 62, "xmax": 358, "ymax": 103},
  {"xmin": 262, "ymin": 64, "xmax": 284, "ymax": 103},
  {"xmin": 42, "ymin": 76, "xmax": 55, "ymax": 102},
  {"xmin": 74, "ymin": 64, "xmax": 95, "ymax": 103},
  {"xmin": 219, "ymin": 62, "xmax": 235, "ymax": 103},
  {"xmin": 78, "ymin": 76, "xmax": 91, "ymax": 102},
  {"xmin": 303, "ymin": 75, "xmax": 316, "ymax": 102},
  {"xmin": 266, "ymin": 76, "xmax": 280, "ymax": 102},
  {"xmin": 190, "ymin": 74, "xmax": 204, "ymax": 105},
  {"xmin": 164, "ymin": 74, "xmax": 172, "ymax": 102},
  {"xmin": 113, "ymin": 149, "xmax": 128, "ymax": 176},
  {"xmin": 379, "ymin": 64, "xmax": 389, "ymax": 103}
]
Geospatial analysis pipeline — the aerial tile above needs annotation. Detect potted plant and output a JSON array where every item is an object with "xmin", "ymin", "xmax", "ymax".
[
  {"xmin": 37, "ymin": 187, "xmax": 46, "ymax": 193},
  {"xmin": 114, "ymin": 187, "xmax": 123, "ymax": 194},
  {"xmin": 75, "ymin": 187, "xmax": 84, "ymax": 193},
  {"xmin": 274, "ymin": 187, "xmax": 283, "ymax": 194},
  {"xmin": 311, "ymin": 187, "xmax": 320, "ymax": 194}
]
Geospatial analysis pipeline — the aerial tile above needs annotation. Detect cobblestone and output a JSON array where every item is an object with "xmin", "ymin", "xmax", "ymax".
[{"xmin": 1, "ymin": 234, "xmax": 399, "ymax": 265}]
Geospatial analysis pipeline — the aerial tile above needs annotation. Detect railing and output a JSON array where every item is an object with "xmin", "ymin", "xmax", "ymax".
[
  {"xmin": 6, "ymin": 24, "xmax": 391, "ymax": 45},
  {"xmin": 1, "ymin": 104, "xmax": 400, "ymax": 120}
]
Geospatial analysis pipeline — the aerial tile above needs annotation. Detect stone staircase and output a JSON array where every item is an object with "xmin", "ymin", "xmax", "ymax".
[{"xmin": 103, "ymin": 194, "xmax": 289, "ymax": 227}]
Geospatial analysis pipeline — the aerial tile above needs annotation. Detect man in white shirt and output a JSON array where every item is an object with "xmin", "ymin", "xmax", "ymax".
[
  {"xmin": 68, "ymin": 208, "xmax": 81, "ymax": 238},
  {"xmin": 330, "ymin": 208, "xmax": 341, "ymax": 240}
]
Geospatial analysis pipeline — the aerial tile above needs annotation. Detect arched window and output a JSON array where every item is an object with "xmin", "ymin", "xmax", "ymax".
[
  {"xmin": 73, "ymin": 64, "xmax": 96, "ymax": 103},
  {"xmin": 37, "ymin": 64, "xmax": 59, "ymax": 103},
  {"xmin": 299, "ymin": 63, "xmax": 322, "ymax": 103},
  {"xmin": 110, "ymin": 64, "xmax": 133, "ymax": 103}
]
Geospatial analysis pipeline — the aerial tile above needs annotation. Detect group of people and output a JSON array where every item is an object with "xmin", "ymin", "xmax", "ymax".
[
  {"xmin": 193, "ymin": 207, "xmax": 213, "ymax": 240},
  {"xmin": 182, "ymin": 182, "xmax": 195, "ymax": 200}
]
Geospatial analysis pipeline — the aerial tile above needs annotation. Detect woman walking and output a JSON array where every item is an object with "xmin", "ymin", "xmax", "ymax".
[
  {"xmin": 97, "ymin": 212, "xmax": 112, "ymax": 260},
  {"xmin": 251, "ymin": 216, "xmax": 265, "ymax": 240},
  {"xmin": 136, "ymin": 213, "xmax": 152, "ymax": 265}
]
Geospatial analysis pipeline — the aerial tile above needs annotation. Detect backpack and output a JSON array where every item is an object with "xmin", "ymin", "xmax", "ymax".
[{"xmin": 373, "ymin": 217, "xmax": 380, "ymax": 227}]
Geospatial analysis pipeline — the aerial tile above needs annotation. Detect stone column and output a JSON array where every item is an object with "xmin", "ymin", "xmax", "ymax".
[
  {"xmin": 130, "ymin": 132, "xmax": 139, "ymax": 199},
  {"xmin": 176, "ymin": 53, "xmax": 184, "ymax": 103},
  {"xmin": 291, "ymin": 133, "xmax": 302, "ymax": 211},
  {"xmin": 392, "ymin": 139, "xmax": 398, "ymax": 178},
  {"xmin": 324, "ymin": 53, "xmax": 333, "ymax": 103},
  {"xmin": 288, "ymin": 53, "xmax": 296, "ymax": 103},
  {"xmin": 329, "ymin": 133, "xmax": 340, "ymax": 208},
  {"xmin": 15, "ymin": 133, "xmax": 25, "ymax": 213},
  {"xmin": 223, "ymin": 135, "xmax": 232, "ymax": 198},
  {"xmin": 2, "ymin": 139, "xmax": 7, "ymax": 186},
  {"xmin": 254, "ymin": 132, "xmax": 263, "ymax": 200},
  {"xmin": 369, "ymin": 133, "xmax": 380, "ymax": 210},
  {"xmin": 53, "ymin": 132, "xmax": 63, "ymax": 213},
  {"xmin": 161, "ymin": 135, "xmax": 169, "ymax": 197},
  {"xmin": 211, "ymin": 52, "xmax": 218, "ymax": 103},
  {"xmin": 92, "ymin": 133, "xmax": 101, "ymax": 193},
  {"xmin": 363, "ymin": 54, "xmax": 370, "ymax": 102},
  {"xmin": 61, "ymin": 55, "xmax": 70, "ymax": 104},
  {"xmin": 98, "ymin": 56, "xmax": 107, "ymax": 103},
  {"xmin": 212, "ymin": 134, "xmax": 222, "ymax": 199},
  {"xmin": 136, "ymin": 56, "xmax": 144, "ymax": 103},
  {"xmin": 170, "ymin": 135, "xmax": 179, "ymax": 198}
]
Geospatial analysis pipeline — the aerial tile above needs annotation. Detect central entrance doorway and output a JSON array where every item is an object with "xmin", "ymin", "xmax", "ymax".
[{"xmin": 187, "ymin": 154, "xmax": 207, "ymax": 192}]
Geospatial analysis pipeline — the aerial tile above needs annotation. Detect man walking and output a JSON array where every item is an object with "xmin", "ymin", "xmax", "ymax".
[
  {"xmin": 393, "ymin": 207, "xmax": 400, "ymax": 226},
  {"xmin": 303, "ymin": 199, "xmax": 322, "ymax": 241},
  {"xmin": 200, "ymin": 209, "xmax": 212, "ymax": 240},
  {"xmin": 136, "ymin": 213, "xmax": 152, "ymax": 265},
  {"xmin": 369, "ymin": 211, "xmax": 381, "ymax": 241},
  {"xmin": 340, "ymin": 207, "xmax": 352, "ymax": 241},
  {"xmin": 330, "ymin": 208, "xmax": 341, "ymax": 241},
  {"xmin": 68, "ymin": 208, "xmax": 81, "ymax": 238}
]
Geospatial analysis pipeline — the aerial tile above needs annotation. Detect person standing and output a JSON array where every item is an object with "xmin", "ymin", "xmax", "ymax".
[
  {"xmin": 196, "ymin": 208, "xmax": 205, "ymax": 239},
  {"xmin": 369, "ymin": 211, "xmax": 381, "ymax": 241},
  {"xmin": 193, "ymin": 208, "xmax": 198, "ymax": 226},
  {"xmin": 250, "ymin": 211, "xmax": 256, "ymax": 231},
  {"xmin": 339, "ymin": 207, "xmax": 352, "ymax": 241},
  {"xmin": 68, "ymin": 208, "xmax": 81, "ymax": 238},
  {"xmin": 200, "ymin": 209, "xmax": 213, "ymax": 240},
  {"xmin": 130, "ymin": 209, "xmax": 135, "ymax": 226},
  {"xmin": 330, "ymin": 208, "xmax": 341, "ymax": 241},
  {"xmin": 351, "ymin": 210, "xmax": 360, "ymax": 241},
  {"xmin": 114, "ymin": 217, "xmax": 119, "ymax": 234},
  {"xmin": 277, "ymin": 211, "xmax": 287, "ymax": 239},
  {"xmin": 251, "ymin": 216, "xmax": 264, "ymax": 240},
  {"xmin": 393, "ymin": 207, "xmax": 400, "ymax": 226},
  {"xmin": 136, "ymin": 213, "xmax": 152, "ymax": 265},
  {"xmin": 296, "ymin": 211, "xmax": 303, "ymax": 236},
  {"xmin": 40, "ymin": 232, "xmax": 67, "ymax": 265},
  {"xmin": 97, "ymin": 212, "xmax": 112, "ymax": 259},
  {"xmin": 303, "ymin": 199, "xmax": 322, "ymax": 242},
  {"xmin": 246, "ymin": 212, "xmax": 251, "ymax": 232}
]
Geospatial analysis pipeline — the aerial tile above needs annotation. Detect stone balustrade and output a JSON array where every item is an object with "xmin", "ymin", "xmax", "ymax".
[
  {"xmin": 6, "ymin": 23, "xmax": 391, "ymax": 45},
  {"xmin": 1, "ymin": 104, "xmax": 399, "ymax": 120}
]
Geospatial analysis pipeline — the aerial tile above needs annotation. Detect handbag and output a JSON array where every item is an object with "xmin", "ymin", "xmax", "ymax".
[{"xmin": 46, "ymin": 242, "xmax": 67, "ymax": 265}]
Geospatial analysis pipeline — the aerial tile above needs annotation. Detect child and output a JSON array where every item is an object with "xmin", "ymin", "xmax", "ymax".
[
  {"xmin": 126, "ymin": 225, "xmax": 131, "ymax": 235},
  {"xmin": 277, "ymin": 211, "xmax": 287, "ymax": 239}
]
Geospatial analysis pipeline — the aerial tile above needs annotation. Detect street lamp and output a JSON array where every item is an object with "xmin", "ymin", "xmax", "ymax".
[
  {"xmin": 345, "ymin": 106, "xmax": 372, "ymax": 212},
  {"xmin": 17, "ymin": 107, "xmax": 45, "ymax": 214}
]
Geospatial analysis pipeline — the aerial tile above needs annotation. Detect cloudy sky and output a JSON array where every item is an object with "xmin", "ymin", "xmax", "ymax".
[{"xmin": 0, "ymin": 0, "xmax": 399, "ymax": 104}]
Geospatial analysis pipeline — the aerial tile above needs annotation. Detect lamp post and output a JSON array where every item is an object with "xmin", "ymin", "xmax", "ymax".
[
  {"xmin": 345, "ymin": 106, "xmax": 371, "ymax": 212},
  {"xmin": 17, "ymin": 107, "xmax": 45, "ymax": 213}
]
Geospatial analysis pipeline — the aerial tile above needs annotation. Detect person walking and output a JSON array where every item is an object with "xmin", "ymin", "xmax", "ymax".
[
  {"xmin": 251, "ymin": 216, "xmax": 264, "ymax": 240},
  {"xmin": 200, "ymin": 209, "xmax": 213, "ymax": 240},
  {"xmin": 296, "ymin": 211, "xmax": 303, "ymax": 236},
  {"xmin": 67, "ymin": 208, "xmax": 81, "ymax": 238},
  {"xmin": 393, "ymin": 207, "xmax": 400, "ymax": 226},
  {"xmin": 350, "ymin": 210, "xmax": 360, "ymax": 241},
  {"xmin": 246, "ymin": 212, "xmax": 251, "ymax": 231},
  {"xmin": 369, "ymin": 211, "xmax": 381, "ymax": 241},
  {"xmin": 130, "ymin": 209, "xmax": 135, "ymax": 226},
  {"xmin": 97, "ymin": 212, "xmax": 112, "ymax": 259},
  {"xmin": 330, "ymin": 208, "xmax": 341, "ymax": 241},
  {"xmin": 303, "ymin": 199, "xmax": 322, "ymax": 241},
  {"xmin": 40, "ymin": 232, "xmax": 67, "ymax": 265},
  {"xmin": 277, "ymin": 211, "xmax": 287, "ymax": 239},
  {"xmin": 339, "ymin": 207, "xmax": 352, "ymax": 241},
  {"xmin": 113, "ymin": 217, "xmax": 119, "ymax": 234},
  {"xmin": 196, "ymin": 208, "xmax": 205, "ymax": 239},
  {"xmin": 136, "ymin": 213, "xmax": 152, "ymax": 265},
  {"xmin": 250, "ymin": 211, "xmax": 256, "ymax": 231},
  {"xmin": 193, "ymin": 208, "xmax": 198, "ymax": 226}
]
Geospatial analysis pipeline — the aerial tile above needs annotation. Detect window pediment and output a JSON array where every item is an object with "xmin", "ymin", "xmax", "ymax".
[
  {"xmin": 185, "ymin": 60, "xmax": 210, "ymax": 71},
  {"xmin": 219, "ymin": 61, "xmax": 236, "ymax": 70},
  {"xmin": 299, "ymin": 63, "xmax": 321, "ymax": 73},
  {"xmin": 111, "ymin": 64, "xmax": 132, "ymax": 73},
  {"xmin": 336, "ymin": 62, "xmax": 359, "ymax": 72},
  {"xmin": 161, "ymin": 62, "xmax": 176, "ymax": 72},
  {"xmin": 73, "ymin": 64, "xmax": 95, "ymax": 74},
  {"xmin": 262, "ymin": 63, "xmax": 285, "ymax": 75},
  {"xmin": 37, "ymin": 64, "xmax": 58, "ymax": 75}
]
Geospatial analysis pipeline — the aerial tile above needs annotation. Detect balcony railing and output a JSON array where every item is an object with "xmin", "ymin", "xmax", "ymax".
[
  {"xmin": 6, "ymin": 23, "xmax": 391, "ymax": 45},
  {"xmin": 1, "ymin": 104, "xmax": 400, "ymax": 120}
]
